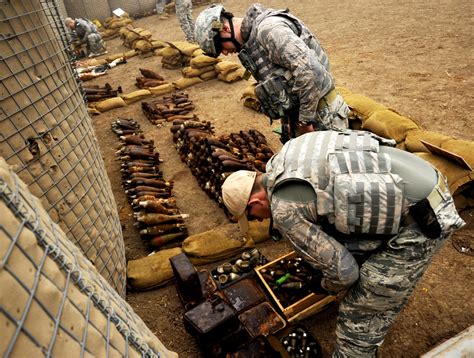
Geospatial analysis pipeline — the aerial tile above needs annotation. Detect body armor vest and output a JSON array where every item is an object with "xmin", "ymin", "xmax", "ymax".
[
  {"xmin": 240, "ymin": 8, "xmax": 332, "ymax": 87},
  {"xmin": 266, "ymin": 131, "xmax": 406, "ymax": 235}
]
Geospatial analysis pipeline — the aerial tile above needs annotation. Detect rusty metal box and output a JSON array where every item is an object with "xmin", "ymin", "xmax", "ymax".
[{"xmin": 255, "ymin": 251, "xmax": 335, "ymax": 322}]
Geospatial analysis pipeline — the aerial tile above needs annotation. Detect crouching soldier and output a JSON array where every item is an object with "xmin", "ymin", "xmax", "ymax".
[{"xmin": 221, "ymin": 130, "xmax": 465, "ymax": 357}]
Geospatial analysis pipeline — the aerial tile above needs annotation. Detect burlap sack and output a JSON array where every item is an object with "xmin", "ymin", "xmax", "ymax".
[
  {"xmin": 127, "ymin": 247, "xmax": 183, "ymax": 290},
  {"xmin": 125, "ymin": 49, "xmax": 138, "ymax": 58},
  {"xmin": 159, "ymin": 46, "xmax": 181, "ymax": 58},
  {"xmin": 149, "ymin": 83, "xmax": 175, "ymax": 95},
  {"xmin": 105, "ymin": 52, "xmax": 126, "ymax": 62},
  {"xmin": 170, "ymin": 41, "xmax": 200, "ymax": 57},
  {"xmin": 173, "ymin": 77, "xmax": 203, "ymax": 89},
  {"xmin": 215, "ymin": 61, "xmax": 240, "ymax": 75},
  {"xmin": 95, "ymin": 97, "xmax": 127, "ymax": 112},
  {"xmin": 336, "ymin": 86, "xmax": 386, "ymax": 119},
  {"xmin": 190, "ymin": 54, "xmax": 220, "ymax": 68},
  {"xmin": 108, "ymin": 18, "xmax": 133, "ymax": 29},
  {"xmin": 192, "ymin": 48, "xmax": 205, "ymax": 57},
  {"xmin": 441, "ymin": 139, "xmax": 474, "ymax": 169},
  {"xmin": 182, "ymin": 224, "xmax": 256, "ymax": 265},
  {"xmin": 122, "ymin": 89, "xmax": 152, "ymax": 104},
  {"xmin": 405, "ymin": 130, "xmax": 452, "ymax": 153},
  {"xmin": 0, "ymin": 158, "xmax": 177, "ymax": 357},
  {"xmin": 151, "ymin": 40, "xmax": 167, "ymax": 49},
  {"xmin": 182, "ymin": 65, "xmax": 214, "ymax": 77},
  {"xmin": 200, "ymin": 70, "xmax": 218, "ymax": 81},
  {"xmin": 361, "ymin": 109, "xmax": 419, "ymax": 142},
  {"xmin": 217, "ymin": 68, "xmax": 245, "ymax": 83},
  {"xmin": 246, "ymin": 219, "xmax": 271, "ymax": 244},
  {"xmin": 134, "ymin": 40, "xmax": 153, "ymax": 54}
]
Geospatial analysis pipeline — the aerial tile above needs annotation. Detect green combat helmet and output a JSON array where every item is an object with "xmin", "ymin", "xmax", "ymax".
[{"xmin": 194, "ymin": 4, "xmax": 225, "ymax": 57}]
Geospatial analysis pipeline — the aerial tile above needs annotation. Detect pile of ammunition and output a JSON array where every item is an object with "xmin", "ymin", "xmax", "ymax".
[
  {"xmin": 83, "ymin": 83, "xmax": 123, "ymax": 102},
  {"xmin": 212, "ymin": 249, "xmax": 267, "ymax": 288},
  {"xmin": 259, "ymin": 256, "xmax": 323, "ymax": 307},
  {"xmin": 170, "ymin": 118, "xmax": 274, "ymax": 208},
  {"xmin": 280, "ymin": 327, "xmax": 321, "ymax": 358},
  {"xmin": 142, "ymin": 91, "xmax": 196, "ymax": 125},
  {"xmin": 135, "ymin": 68, "xmax": 166, "ymax": 89},
  {"xmin": 111, "ymin": 118, "xmax": 189, "ymax": 249}
]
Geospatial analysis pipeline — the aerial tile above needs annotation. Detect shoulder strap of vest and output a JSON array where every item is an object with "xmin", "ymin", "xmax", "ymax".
[{"xmin": 266, "ymin": 9, "xmax": 303, "ymax": 37}]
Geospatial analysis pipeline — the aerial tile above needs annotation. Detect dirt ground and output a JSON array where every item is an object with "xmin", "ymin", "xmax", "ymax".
[{"xmin": 87, "ymin": 1, "xmax": 473, "ymax": 356}]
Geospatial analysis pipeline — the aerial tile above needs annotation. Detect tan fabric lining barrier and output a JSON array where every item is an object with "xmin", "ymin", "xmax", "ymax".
[
  {"xmin": 0, "ymin": 158, "xmax": 177, "ymax": 357},
  {"xmin": 0, "ymin": 1, "xmax": 126, "ymax": 295}
]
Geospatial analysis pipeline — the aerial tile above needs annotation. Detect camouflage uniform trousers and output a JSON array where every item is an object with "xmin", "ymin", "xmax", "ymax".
[
  {"xmin": 316, "ymin": 92, "xmax": 350, "ymax": 130},
  {"xmin": 86, "ymin": 33, "xmax": 106, "ymax": 55},
  {"xmin": 175, "ymin": 0, "xmax": 195, "ymax": 43},
  {"xmin": 333, "ymin": 224, "xmax": 452, "ymax": 357},
  {"xmin": 156, "ymin": 0, "xmax": 165, "ymax": 15}
]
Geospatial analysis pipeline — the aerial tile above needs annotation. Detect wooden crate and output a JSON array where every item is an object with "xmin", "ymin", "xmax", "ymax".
[{"xmin": 255, "ymin": 251, "xmax": 335, "ymax": 323}]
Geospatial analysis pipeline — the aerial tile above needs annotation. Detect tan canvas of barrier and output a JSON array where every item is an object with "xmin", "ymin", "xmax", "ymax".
[
  {"xmin": 0, "ymin": 158, "xmax": 177, "ymax": 357},
  {"xmin": 0, "ymin": 0, "xmax": 126, "ymax": 295}
]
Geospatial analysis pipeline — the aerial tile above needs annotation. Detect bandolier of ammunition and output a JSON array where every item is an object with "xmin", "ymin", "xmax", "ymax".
[
  {"xmin": 142, "ymin": 91, "xmax": 197, "ymax": 126},
  {"xmin": 111, "ymin": 118, "xmax": 189, "ymax": 250}
]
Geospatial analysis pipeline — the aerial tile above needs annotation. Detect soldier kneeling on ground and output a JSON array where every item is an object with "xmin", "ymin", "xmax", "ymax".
[
  {"xmin": 221, "ymin": 129, "xmax": 465, "ymax": 357},
  {"xmin": 65, "ymin": 17, "xmax": 107, "ymax": 58}
]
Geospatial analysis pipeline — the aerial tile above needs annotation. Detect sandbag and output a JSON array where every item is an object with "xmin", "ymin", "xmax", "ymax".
[
  {"xmin": 159, "ymin": 46, "xmax": 181, "ymax": 58},
  {"xmin": 215, "ymin": 61, "xmax": 240, "ymax": 75},
  {"xmin": 246, "ymin": 219, "xmax": 271, "ymax": 244},
  {"xmin": 405, "ymin": 130, "xmax": 452, "ymax": 153},
  {"xmin": 362, "ymin": 109, "xmax": 419, "ymax": 142},
  {"xmin": 217, "ymin": 68, "xmax": 245, "ymax": 83},
  {"xmin": 151, "ymin": 40, "xmax": 167, "ymax": 49},
  {"xmin": 121, "ymin": 89, "xmax": 152, "ymax": 104},
  {"xmin": 95, "ymin": 97, "xmax": 127, "ymax": 112},
  {"xmin": 200, "ymin": 70, "xmax": 218, "ymax": 81},
  {"xmin": 192, "ymin": 48, "xmax": 205, "ymax": 57},
  {"xmin": 441, "ymin": 139, "xmax": 474, "ymax": 169},
  {"xmin": 149, "ymin": 83, "xmax": 175, "ymax": 95},
  {"xmin": 173, "ymin": 77, "xmax": 203, "ymax": 89},
  {"xmin": 337, "ymin": 86, "xmax": 387, "ymax": 119},
  {"xmin": 170, "ymin": 41, "xmax": 200, "ymax": 57},
  {"xmin": 0, "ymin": 158, "xmax": 177, "ymax": 357},
  {"xmin": 106, "ymin": 52, "xmax": 126, "ymax": 62},
  {"xmin": 124, "ymin": 49, "xmax": 137, "ymax": 58},
  {"xmin": 182, "ymin": 224, "xmax": 256, "ymax": 265},
  {"xmin": 190, "ymin": 54, "xmax": 220, "ymax": 68},
  {"xmin": 134, "ymin": 40, "xmax": 153, "ymax": 54},
  {"xmin": 127, "ymin": 247, "xmax": 183, "ymax": 290},
  {"xmin": 182, "ymin": 65, "xmax": 214, "ymax": 78}
]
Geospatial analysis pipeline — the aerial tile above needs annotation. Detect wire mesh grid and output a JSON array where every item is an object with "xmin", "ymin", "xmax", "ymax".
[
  {"xmin": 0, "ymin": 0, "xmax": 126, "ymax": 296},
  {"xmin": 0, "ymin": 159, "xmax": 177, "ymax": 358}
]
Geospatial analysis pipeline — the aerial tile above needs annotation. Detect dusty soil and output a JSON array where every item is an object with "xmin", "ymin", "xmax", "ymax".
[{"xmin": 87, "ymin": 1, "xmax": 473, "ymax": 356}]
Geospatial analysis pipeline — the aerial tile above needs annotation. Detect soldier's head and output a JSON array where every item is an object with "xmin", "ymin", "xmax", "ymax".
[
  {"xmin": 64, "ymin": 17, "xmax": 75, "ymax": 30},
  {"xmin": 194, "ymin": 4, "xmax": 243, "ymax": 57},
  {"xmin": 222, "ymin": 170, "xmax": 271, "ymax": 233}
]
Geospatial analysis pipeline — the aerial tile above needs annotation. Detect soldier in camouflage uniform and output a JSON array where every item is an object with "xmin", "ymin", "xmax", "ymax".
[
  {"xmin": 65, "ymin": 17, "xmax": 106, "ymax": 57},
  {"xmin": 175, "ymin": 0, "xmax": 195, "ymax": 43},
  {"xmin": 221, "ymin": 130, "xmax": 465, "ymax": 357},
  {"xmin": 195, "ymin": 4, "xmax": 349, "ymax": 140}
]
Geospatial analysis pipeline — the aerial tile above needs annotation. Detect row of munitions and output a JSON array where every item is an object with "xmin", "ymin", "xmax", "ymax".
[
  {"xmin": 169, "ymin": 117, "xmax": 274, "ymax": 209},
  {"xmin": 111, "ymin": 118, "xmax": 189, "ymax": 249},
  {"xmin": 142, "ymin": 91, "xmax": 196, "ymax": 126},
  {"xmin": 83, "ymin": 83, "xmax": 123, "ymax": 102}
]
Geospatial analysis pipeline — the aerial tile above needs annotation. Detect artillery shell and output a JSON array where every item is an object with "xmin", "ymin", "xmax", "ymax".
[{"xmin": 218, "ymin": 274, "xmax": 229, "ymax": 285}]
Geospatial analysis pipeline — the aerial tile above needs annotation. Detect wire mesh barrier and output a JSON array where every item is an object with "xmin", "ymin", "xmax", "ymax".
[
  {"xmin": 0, "ymin": 1, "xmax": 126, "ymax": 296},
  {"xmin": 63, "ymin": 0, "xmax": 111, "ymax": 22},
  {"xmin": 0, "ymin": 158, "xmax": 178, "ymax": 358}
]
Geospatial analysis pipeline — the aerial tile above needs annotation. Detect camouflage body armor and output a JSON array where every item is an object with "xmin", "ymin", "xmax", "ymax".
[{"xmin": 266, "ymin": 130, "xmax": 407, "ymax": 235}]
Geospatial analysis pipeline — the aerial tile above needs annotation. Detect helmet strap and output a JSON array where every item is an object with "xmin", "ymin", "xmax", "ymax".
[{"xmin": 221, "ymin": 13, "xmax": 242, "ymax": 52}]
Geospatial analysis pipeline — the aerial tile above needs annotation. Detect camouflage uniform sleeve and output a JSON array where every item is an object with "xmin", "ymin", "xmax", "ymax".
[
  {"xmin": 256, "ymin": 18, "xmax": 334, "ymax": 124},
  {"xmin": 75, "ymin": 20, "xmax": 92, "ymax": 42},
  {"xmin": 271, "ymin": 196, "xmax": 359, "ymax": 293}
]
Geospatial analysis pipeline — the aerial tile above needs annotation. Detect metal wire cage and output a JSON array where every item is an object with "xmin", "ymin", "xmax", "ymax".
[
  {"xmin": 0, "ymin": 158, "xmax": 178, "ymax": 357},
  {"xmin": 0, "ymin": 0, "xmax": 126, "ymax": 296}
]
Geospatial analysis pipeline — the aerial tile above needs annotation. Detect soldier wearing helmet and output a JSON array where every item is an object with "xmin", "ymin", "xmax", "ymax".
[{"xmin": 195, "ymin": 3, "xmax": 350, "ymax": 142}]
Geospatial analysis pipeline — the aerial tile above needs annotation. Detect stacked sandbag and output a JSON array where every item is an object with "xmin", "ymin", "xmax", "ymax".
[
  {"xmin": 120, "ymin": 25, "xmax": 153, "ymax": 55},
  {"xmin": 241, "ymin": 82, "xmax": 261, "ymax": 112},
  {"xmin": 127, "ymin": 220, "xmax": 271, "ymax": 290},
  {"xmin": 157, "ymin": 41, "xmax": 200, "ymax": 70},
  {"xmin": 0, "ymin": 158, "xmax": 178, "ymax": 357},
  {"xmin": 215, "ymin": 60, "xmax": 246, "ymax": 83},
  {"xmin": 338, "ymin": 86, "xmax": 474, "ymax": 210},
  {"xmin": 99, "ymin": 14, "xmax": 134, "ymax": 39}
]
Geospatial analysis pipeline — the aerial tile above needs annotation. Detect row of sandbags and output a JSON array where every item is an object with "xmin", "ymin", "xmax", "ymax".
[
  {"xmin": 337, "ymin": 87, "xmax": 474, "ymax": 210},
  {"xmin": 127, "ymin": 219, "xmax": 272, "ymax": 290},
  {"xmin": 239, "ymin": 85, "xmax": 473, "ymax": 210},
  {"xmin": 99, "ymin": 13, "xmax": 134, "ymax": 39}
]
